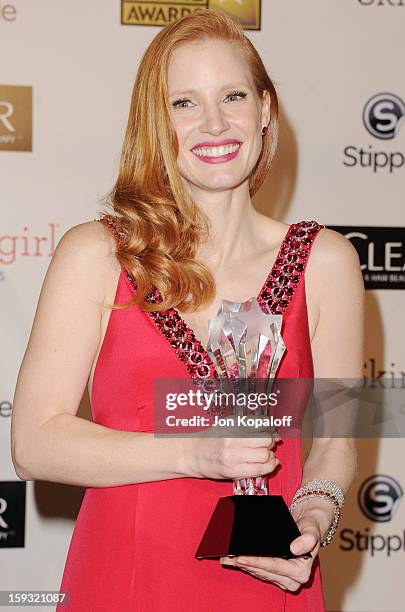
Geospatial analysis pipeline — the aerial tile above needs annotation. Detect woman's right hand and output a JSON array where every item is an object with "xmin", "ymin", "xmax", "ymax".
[{"xmin": 187, "ymin": 431, "xmax": 281, "ymax": 481}]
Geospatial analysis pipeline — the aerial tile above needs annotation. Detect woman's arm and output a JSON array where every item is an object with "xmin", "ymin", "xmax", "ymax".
[
  {"xmin": 221, "ymin": 229, "xmax": 365, "ymax": 589},
  {"xmin": 11, "ymin": 221, "xmax": 193, "ymax": 486},
  {"xmin": 290, "ymin": 227, "xmax": 365, "ymax": 553},
  {"xmin": 11, "ymin": 221, "xmax": 277, "ymax": 487}
]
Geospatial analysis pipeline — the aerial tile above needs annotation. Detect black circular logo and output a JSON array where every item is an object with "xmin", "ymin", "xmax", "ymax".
[
  {"xmin": 358, "ymin": 474, "xmax": 403, "ymax": 522},
  {"xmin": 363, "ymin": 93, "xmax": 405, "ymax": 140}
]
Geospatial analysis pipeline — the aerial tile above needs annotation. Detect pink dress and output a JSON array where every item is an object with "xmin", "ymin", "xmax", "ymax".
[{"xmin": 57, "ymin": 217, "xmax": 326, "ymax": 611}]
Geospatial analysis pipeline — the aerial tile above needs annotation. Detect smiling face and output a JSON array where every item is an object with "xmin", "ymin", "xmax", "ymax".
[{"xmin": 167, "ymin": 38, "xmax": 270, "ymax": 194}]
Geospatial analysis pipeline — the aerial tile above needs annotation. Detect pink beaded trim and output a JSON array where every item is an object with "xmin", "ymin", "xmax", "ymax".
[
  {"xmin": 97, "ymin": 214, "xmax": 324, "ymax": 380},
  {"xmin": 256, "ymin": 219, "xmax": 324, "ymax": 314},
  {"xmin": 97, "ymin": 214, "xmax": 218, "ymax": 379}
]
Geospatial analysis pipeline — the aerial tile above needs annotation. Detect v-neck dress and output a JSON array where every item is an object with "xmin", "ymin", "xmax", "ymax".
[{"xmin": 57, "ymin": 215, "xmax": 326, "ymax": 612}]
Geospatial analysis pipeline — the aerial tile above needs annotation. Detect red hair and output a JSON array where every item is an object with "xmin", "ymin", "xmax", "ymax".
[{"xmin": 100, "ymin": 8, "xmax": 279, "ymax": 312}]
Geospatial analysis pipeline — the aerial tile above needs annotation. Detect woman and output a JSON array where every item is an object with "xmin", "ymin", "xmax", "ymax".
[{"xmin": 11, "ymin": 8, "xmax": 364, "ymax": 611}]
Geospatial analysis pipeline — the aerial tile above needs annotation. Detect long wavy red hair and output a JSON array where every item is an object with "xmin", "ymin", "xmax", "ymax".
[{"xmin": 100, "ymin": 7, "xmax": 279, "ymax": 312}]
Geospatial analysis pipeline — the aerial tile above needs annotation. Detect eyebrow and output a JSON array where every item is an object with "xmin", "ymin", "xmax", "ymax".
[{"xmin": 168, "ymin": 83, "xmax": 251, "ymax": 97}]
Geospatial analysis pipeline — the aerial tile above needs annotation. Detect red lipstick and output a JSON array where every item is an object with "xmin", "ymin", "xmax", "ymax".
[{"xmin": 191, "ymin": 139, "xmax": 241, "ymax": 148}]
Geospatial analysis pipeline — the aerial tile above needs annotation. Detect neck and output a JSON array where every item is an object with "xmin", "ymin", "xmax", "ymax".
[{"xmin": 188, "ymin": 181, "xmax": 263, "ymax": 268}]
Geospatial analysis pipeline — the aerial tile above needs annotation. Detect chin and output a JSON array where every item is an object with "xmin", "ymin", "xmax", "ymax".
[
  {"xmin": 197, "ymin": 180, "xmax": 242, "ymax": 192},
  {"xmin": 190, "ymin": 171, "xmax": 247, "ymax": 189}
]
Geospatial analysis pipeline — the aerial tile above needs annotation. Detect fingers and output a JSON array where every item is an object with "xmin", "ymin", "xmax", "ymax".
[
  {"xmin": 239, "ymin": 566, "xmax": 301, "ymax": 592},
  {"xmin": 218, "ymin": 437, "xmax": 280, "ymax": 478},
  {"xmin": 246, "ymin": 433, "xmax": 278, "ymax": 448},
  {"xmin": 232, "ymin": 456, "xmax": 279, "ymax": 479},
  {"xmin": 239, "ymin": 447, "xmax": 275, "ymax": 464},
  {"xmin": 224, "ymin": 434, "xmax": 276, "ymax": 448},
  {"xmin": 226, "ymin": 555, "xmax": 312, "ymax": 580},
  {"xmin": 220, "ymin": 556, "xmax": 312, "ymax": 592},
  {"xmin": 290, "ymin": 522, "xmax": 320, "ymax": 556},
  {"xmin": 224, "ymin": 425, "xmax": 281, "ymax": 447},
  {"xmin": 201, "ymin": 430, "xmax": 282, "ymax": 480},
  {"xmin": 237, "ymin": 566, "xmax": 299, "ymax": 591}
]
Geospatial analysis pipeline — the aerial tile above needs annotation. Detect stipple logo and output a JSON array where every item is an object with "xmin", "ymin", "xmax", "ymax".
[
  {"xmin": 358, "ymin": 475, "xmax": 403, "ymax": 522},
  {"xmin": 358, "ymin": 0, "xmax": 404, "ymax": 6},
  {"xmin": 363, "ymin": 93, "xmax": 405, "ymax": 140}
]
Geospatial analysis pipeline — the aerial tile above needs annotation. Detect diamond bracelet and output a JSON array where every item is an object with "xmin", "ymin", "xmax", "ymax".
[{"xmin": 289, "ymin": 479, "xmax": 345, "ymax": 548}]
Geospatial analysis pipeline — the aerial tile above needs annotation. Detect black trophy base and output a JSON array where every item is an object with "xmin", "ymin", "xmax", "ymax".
[{"xmin": 195, "ymin": 495, "xmax": 312, "ymax": 560}]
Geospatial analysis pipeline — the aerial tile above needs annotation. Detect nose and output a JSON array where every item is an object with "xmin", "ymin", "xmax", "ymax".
[{"xmin": 199, "ymin": 101, "xmax": 230, "ymax": 136}]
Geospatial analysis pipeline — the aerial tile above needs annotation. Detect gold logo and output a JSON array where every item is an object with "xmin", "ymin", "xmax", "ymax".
[
  {"xmin": 209, "ymin": 0, "xmax": 260, "ymax": 29},
  {"xmin": 122, "ymin": 0, "xmax": 261, "ymax": 30},
  {"xmin": 0, "ymin": 85, "xmax": 32, "ymax": 152}
]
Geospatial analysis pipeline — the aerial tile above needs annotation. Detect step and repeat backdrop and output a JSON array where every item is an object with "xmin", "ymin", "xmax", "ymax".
[{"xmin": 1, "ymin": 1, "xmax": 404, "ymax": 611}]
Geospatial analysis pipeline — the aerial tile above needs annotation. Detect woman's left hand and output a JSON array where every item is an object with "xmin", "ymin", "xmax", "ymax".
[{"xmin": 220, "ymin": 509, "xmax": 325, "ymax": 592}]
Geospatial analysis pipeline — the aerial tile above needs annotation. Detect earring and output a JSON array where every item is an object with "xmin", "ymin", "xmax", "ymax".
[{"xmin": 261, "ymin": 125, "xmax": 268, "ymax": 136}]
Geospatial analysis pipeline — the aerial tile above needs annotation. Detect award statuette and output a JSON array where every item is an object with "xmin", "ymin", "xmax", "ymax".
[{"xmin": 195, "ymin": 298, "xmax": 311, "ymax": 561}]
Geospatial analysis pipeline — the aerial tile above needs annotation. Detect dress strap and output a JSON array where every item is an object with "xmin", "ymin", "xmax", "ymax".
[
  {"xmin": 96, "ymin": 214, "xmax": 160, "ymax": 303},
  {"xmin": 258, "ymin": 220, "xmax": 325, "ymax": 315},
  {"xmin": 96, "ymin": 214, "xmax": 324, "ymax": 316},
  {"xmin": 96, "ymin": 213, "xmax": 124, "ymax": 246}
]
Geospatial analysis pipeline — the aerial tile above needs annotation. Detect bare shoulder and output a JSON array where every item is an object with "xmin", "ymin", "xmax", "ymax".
[
  {"xmin": 306, "ymin": 226, "xmax": 364, "ymax": 301},
  {"xmin": 43, "ymin": 219, "xmax": 121, "ymax": 308},
  {"xmin": 307, "ymin": 226, "xmax": 361, "ymax": 273},
  {"xmin": 56, "ymin": 219, "xmax": 120, "ymax": 273},
  {"xmin": 57, "ymin": 219, "xmax": 117, "ymax": 259}
]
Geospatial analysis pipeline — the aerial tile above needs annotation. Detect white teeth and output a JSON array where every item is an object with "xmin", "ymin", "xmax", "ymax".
[{"xmin": 192, "ymin": 143, "xmax": 241, "ymax": 157}]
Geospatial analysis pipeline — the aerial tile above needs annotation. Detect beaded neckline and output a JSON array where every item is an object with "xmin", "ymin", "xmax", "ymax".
[{"xmin": 97, "ymin": 215, "xmax": 324, "ymax": 379}]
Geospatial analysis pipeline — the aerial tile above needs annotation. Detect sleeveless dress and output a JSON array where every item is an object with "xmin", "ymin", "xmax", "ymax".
[{"xmin": 57, "ymin": 217, "xmax": 326, "ymax": 612}]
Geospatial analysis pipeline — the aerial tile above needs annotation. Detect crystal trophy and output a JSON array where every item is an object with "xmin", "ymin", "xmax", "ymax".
[{"xmin": 195, "ymin": 298, "xmax": 311, "ymax": 560}]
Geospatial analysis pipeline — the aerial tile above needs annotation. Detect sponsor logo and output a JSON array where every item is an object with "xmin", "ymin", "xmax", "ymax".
[
  {"xmin": 363, "ymin": 93, "xmax": 405, "ymax": 140},
  {"xmin": 328, "ymin": 226, "xmax": 405, "ymax": 290},
  {"xmin": 363, "ymin": 358, "xmax": 405, "ymax": 388},
  {"xmin": 358, "ymin": 474, "xmax": 403, "ymax": 522},
  {"xmin": 339, "ymin": 527, "xmax": 405, "ymax": 556},
  {"xmin": 0, "ymin": 2, "xmax": 17, "ymax": 21},
  {"xmin": 0, "ymin": 85, "xmax": 32, "ymax": 152},
  {"xmin": 0, "ymin": 223, "xmax": 59, "ymax": 267},
  {"xmin": 343, "ymin": 93, "xmax": 404, "ymax": 172},
  {"xmin": 339, "ymin": 475, "xmax": 404, "ymax": 556},
  {"xmin": 0, "ymin": 481, "xmax": 26, "ymax": 548},
  {"xmin": 343, "ymin": 144, "xmax": 403, "ymax": 172},
  {"xmin": 121, "ymin": 0, "xmax": 261, "ymax": 29},
  {"xmin": 358, "ymin": 0, "xmax": 404, "ymax": 5},
  {"xmin": 0, "ymin": 401, "xmax": 12, "ymax": 417}
]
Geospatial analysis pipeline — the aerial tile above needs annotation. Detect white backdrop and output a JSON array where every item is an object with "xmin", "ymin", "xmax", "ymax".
[{"xmin": 1, "ymin": 1, "xmax": 404, "ymax": 610}]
